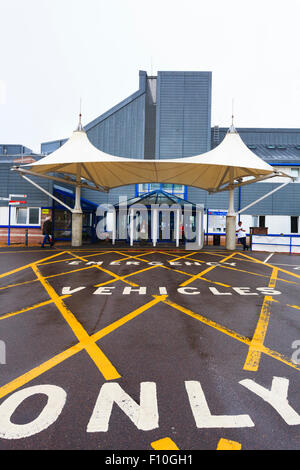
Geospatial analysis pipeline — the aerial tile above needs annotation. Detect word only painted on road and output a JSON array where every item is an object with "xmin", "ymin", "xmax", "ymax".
[{"xmin": 0, "ymin": 376, "xmax": 299, "ymax": 439}]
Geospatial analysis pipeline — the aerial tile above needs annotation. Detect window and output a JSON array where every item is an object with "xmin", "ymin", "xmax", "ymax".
[
  {"xmin": 15, "ymin": 207, "xmax": 41, "ymax": 226},
  {"xmin": 137, "ymin": 184, "xmax": 185, "ymax": 198},
  {"xmin": 290, "ymin": 168, "xmax": 299, "ymax": 180},
  {"xmin": 16, "ymin": 208, "xmax": 27, "ymax": 224},
  {"xmin": 291, "ymin": 216, "xmax": 299, "ymax": 234},
  {"xmin": 259, "ymin": 216, "xmax": 265, "ymax": 228}
]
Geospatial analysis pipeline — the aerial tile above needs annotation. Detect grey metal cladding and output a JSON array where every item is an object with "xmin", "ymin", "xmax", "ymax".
[
  {"xmin": 186, "ymin": 183, "xmax": 300, "ymax": 216},
  {"xmin": 212, "ymin": 127, "xmax": 300, "ymax": 163},
  {"xmin": 186, "ymin": 186, "xmax": 237, "ymax": 211},
  {"xmin": 0, "ymin": 163, "xmax": 53, "ymax": 207},
  {"xmin": 80, "ymin": 185, "xmax": 135, "ymax": 206},
  {"xmin": 240, "ymin": 182, "xmax": 300, "ymax": 215},
  {"xmin": 86, "ymin": 94, "xmax": 146, "ymax": 159},
  {"xmin": 156, "ymin": 72, "xmax": 212, "ymax": 159}
]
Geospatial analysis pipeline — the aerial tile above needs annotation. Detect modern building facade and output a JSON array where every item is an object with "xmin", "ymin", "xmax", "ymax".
[{"xmin": 1, "ymin": 70, "xmax": 299, "ymax": 245}]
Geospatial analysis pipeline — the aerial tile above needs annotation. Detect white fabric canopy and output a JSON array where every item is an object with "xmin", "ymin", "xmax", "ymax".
[{"xmin": 19, "ymin": 125, "xmax": 285, "ymax": 192}]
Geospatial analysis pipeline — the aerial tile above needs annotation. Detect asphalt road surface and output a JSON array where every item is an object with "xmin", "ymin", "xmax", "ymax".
[{"xmin": 0, "ymin": 247, "xmax": 300, "ymax": 450}]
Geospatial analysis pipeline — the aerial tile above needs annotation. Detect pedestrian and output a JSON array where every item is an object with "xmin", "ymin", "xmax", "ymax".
[
  {"xmin": 41, "ymin": 216, "xmax": 54, "ymax": 248},
  {"xmin": 236, "ymin": 220, "xmax": 249, "ymax": 251}
]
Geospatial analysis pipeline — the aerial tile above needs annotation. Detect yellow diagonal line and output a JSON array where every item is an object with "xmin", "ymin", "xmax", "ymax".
[
  {"xmin": 94, "ymin": 264, "xmax": 159, "ymax": 287},
  {"xmin": 0, "ymin": 251, "xmax": 67, "ymax": 279},
  {"xmin": 91, "ymin": 295, "xmax": 167, "ymax": 341},
  {"xmin": 36, "ymin": 251, "xmax": 107, "ymax": 266},
  {"xmin": 167, "ymin": 251, "xmax": 199, "ymax": 262},
  {"xmin": 0, "ymin": 295, "xmax": 71, "ymax": 320},
  {"xmin": 179, "ymin": 252, "xmax": 236, "ymax": 287},
  {"xmin": 31, "ymin": 263, "xmax": 120, "ymax": 381},
  {"xmin": 67, "ymin": 251, "xmax": 138, "ymax": 287},
  {"xmin": 161, "ymin": 265, "xmax": 231, "ymax": 288},
  {"xmin": 163, "ymin": 298, "xmax": 300, "ymax": 372},
  {"xmin": 243, "ymin": 266, "xmax": 278, "ymax": 372},
  {"xmin": 239, "ymin": 251, "xmax": 300, "ymax": 280},
  {"xmin": 0, "ymin": 295, "xmax": 166, "ymax": 400},
  {"xmin": 163, "ymin": 298, "xmax": 250, "ymax": 344},
  {"xmin": 111, "ymin": 251, "xmax": 156, "ymax": 263}
]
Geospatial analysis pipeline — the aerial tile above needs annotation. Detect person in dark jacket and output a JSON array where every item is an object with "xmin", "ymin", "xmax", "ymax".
[{"xmin": 41, "ymin": 216, "xmax": 54, "ymax": 248}]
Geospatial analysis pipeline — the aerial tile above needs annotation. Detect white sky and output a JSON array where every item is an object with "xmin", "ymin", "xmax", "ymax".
[{"xmin": 1, "ymin": 0, "xmax": 300, "ymax": 153}]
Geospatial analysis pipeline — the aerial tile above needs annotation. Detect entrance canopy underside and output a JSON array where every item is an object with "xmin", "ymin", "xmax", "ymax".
[{"xmin": 14, "ymin": 124, "xmax": 289, "ymax": 193}]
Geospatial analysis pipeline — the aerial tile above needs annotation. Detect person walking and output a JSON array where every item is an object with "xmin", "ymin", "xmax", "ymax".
[
  {"xmin": 41, "ymin": 216, "xmax": 54, "ymax": 248},
  {"xmin": 236, "ymin": 220, "xmax": 249, "ymax": 251}
]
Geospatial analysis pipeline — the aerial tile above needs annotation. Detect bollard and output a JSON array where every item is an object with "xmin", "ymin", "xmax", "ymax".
[{"xmin": 25, "ymin": 228, "xmax": 28, "ymax": 247}]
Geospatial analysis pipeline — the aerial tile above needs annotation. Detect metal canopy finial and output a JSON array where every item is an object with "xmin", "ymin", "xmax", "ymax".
[
  {"xmin": 76, "ymin": 98, "xmax": 84, "ymax": 132},
  {"xmin": 228, "ymin": 98, "xmax": 237, "ymax": 134}
]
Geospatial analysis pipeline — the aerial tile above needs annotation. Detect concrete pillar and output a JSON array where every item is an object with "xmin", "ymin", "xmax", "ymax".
[
  {"xmin": 129, "ymin": 209, "xmax": 134, "ymax": 246},
  {"xmin": 152, "ymin": 209, "xmax": 158, "ymax": 247},
  {"xmin": 225, "ymin": 186, "xmax": 236, "ymax": 250},
  {"xmin": 175, "ymin": 209, "xmax": 180, "ymax": 247},
  {"xmin": 72, "ymin": 165, "xmax": 83, "ymax": 247},
  {"xmin": 72, "ymin": 211, "xmax": 83, "ymax": 247},
  {"xmin": 112, "ymin": 210, "xmax": 116, "ymax": 245}
]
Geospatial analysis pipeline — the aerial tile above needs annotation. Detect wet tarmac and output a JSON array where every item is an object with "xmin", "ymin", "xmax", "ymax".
[{"xmin": 0, "ymin": 246, "xmax": 299, "ymax": 450}]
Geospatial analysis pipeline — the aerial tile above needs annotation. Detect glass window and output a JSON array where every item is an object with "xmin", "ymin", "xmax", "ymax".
[
  {"xmin": 29, "ymin": 208, "xmax": 40, "ymax": 224},
  {"xmin": 290, "ymin": 168, "xmax": 299, "ymax": 179},
  {"xmin": 16, "ymin": 207, "xmax": 40, "ymax": 225},
  {"xmin": 16, "ymin": 208, "xmax": 27, "ymax": 225}
]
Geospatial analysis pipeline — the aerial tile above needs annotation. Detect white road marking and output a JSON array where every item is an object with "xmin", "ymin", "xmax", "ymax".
[
  {"xmin": 263, "ymin": 253, "xmax": 274, "ymax": 264},
  {"xmin": 240, "ymin": 377, "xmax": 300, "ymax": 426},
  {"xmin": 0, "ymin": 385, "xmax": 66, "ymax": 439},
  {"xmin": 185, "ymin": 381, "xmax": 254, "ymax": 428},
  {"xmin": 87, "ymin": 382, "xmax": 159, "ymax": 432}
]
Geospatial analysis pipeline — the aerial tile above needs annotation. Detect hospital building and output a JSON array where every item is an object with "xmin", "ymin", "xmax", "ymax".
[{"xmin": 0, "ymin": 70, "xmax": 299, "ymax": 246}]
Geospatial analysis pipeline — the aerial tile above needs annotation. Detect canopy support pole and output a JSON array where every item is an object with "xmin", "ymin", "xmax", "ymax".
[
  {"xmin": 72, "ymin": 164, "xmax": 83, "ymax": 247},
  {"xmin": 237, "ymin": 181, "xmax": 291, "ymax": 214}
]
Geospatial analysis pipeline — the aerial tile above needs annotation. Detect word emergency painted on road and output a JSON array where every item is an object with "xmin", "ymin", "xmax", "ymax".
[
  {"xmin": 61, "ymin": 285, "xmax": 282, "ymax": 296},
  {"xmin": 67, "ymin": 259, "xmax": 236, "ymax": 268},
  {"xmin": 0, "ymin": 376, "xmax": 299, "ymax": 439}
]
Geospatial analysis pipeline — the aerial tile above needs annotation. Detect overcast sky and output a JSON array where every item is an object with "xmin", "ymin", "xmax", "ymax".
[{"xmin": 1, "ymin": 0, "xmax": 300, "ymax": 152}]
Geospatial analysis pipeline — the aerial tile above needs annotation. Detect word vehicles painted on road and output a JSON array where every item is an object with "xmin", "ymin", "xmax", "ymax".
[
  {"xmin": 61, "ymin": 285, "xmax": 282, "ymax": 296},
  {"xmin": 0, "ymin": 376, "xmax": 299, "ymax": 439}
]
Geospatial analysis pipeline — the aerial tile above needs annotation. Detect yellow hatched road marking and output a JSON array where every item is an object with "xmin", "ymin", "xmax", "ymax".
[
  {"xmin": 112, "ymin": 251, "xmax": 156, "ymax": 263},
  {"xmin": 0, "ymin": 251, "xmax": 67, "ymax": 279},
  {"xmin": 179, "ymin": 252, "xmax": 236, "ymax": 287},
  {"xmin": 0, "ymin": 295, "xmax": 71, "ymax": 320},
  {"xmin": 239, "ymin": 251, "xmax": 300, "ymax": 280},
  {"xmin": 162, "ymin": 298, "xmax": 300, "ymax": 372},
  {"xmin": 161, "ymin": 264, "xmax": 231, "ymax": 287},
  {"xmin": 0, "ymin": 295, "xmax": 166, "ymax": 400},
  {"xmin": 31, "ymin": 263, "xmax": 120, "ymax": 381},
  {"xmin": 166, "ymin": 251, "xmax": 200, "ymax": 263},
  {"xmin": 94, "ymin": 264, "xmax": 159, "ymax": 287},
  {"xmin": 66, "ymin": 251, "xmax": 139, "ymax": 287}
]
